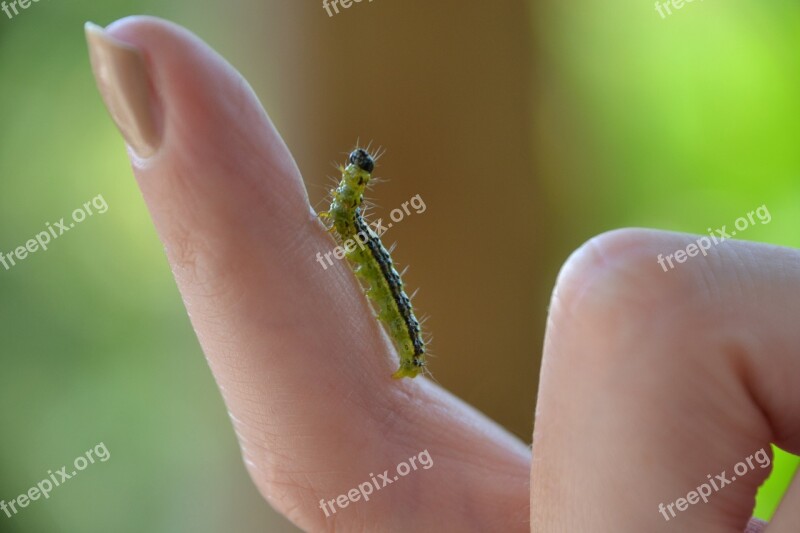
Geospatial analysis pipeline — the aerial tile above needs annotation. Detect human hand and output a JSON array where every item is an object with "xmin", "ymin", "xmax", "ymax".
[
  {"xmin": 84, "ymin": 16, "xmax": 530, "ymax": 532},
  {"xmin": 85, "ymin": 16, "xmax": 796, "ymax": 532}
]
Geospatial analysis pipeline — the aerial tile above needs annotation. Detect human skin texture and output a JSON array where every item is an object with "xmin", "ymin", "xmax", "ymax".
[{"xmin": 85, "ymin": 16, "xmax": 797, "ymax": 532}]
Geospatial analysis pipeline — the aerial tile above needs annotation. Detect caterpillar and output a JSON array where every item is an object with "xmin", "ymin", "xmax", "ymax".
[{"xmin": 321, "ymin": 148, "xmax": 427, "ymax": 379}]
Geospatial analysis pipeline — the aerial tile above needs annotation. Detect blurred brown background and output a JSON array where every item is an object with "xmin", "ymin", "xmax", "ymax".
[{"xmin": 231, "ymin": 0, "xmax": 545, "ymax": 444}]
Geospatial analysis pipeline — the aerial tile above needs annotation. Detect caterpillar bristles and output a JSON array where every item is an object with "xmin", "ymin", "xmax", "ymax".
[{"xmin": 322, "ymin": 145, "xmax": 429, "ymax": 379}]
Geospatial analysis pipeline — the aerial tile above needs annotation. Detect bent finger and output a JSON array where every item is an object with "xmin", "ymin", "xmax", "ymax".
[{"xmin": 532, "ymin": 229, "xmax": 800, "ymax": 532}]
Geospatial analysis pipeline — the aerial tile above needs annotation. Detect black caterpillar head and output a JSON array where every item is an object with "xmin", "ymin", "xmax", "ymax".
[{"xmin": 349, "ymin": 148, "xmax": 375, "ymax": 173}]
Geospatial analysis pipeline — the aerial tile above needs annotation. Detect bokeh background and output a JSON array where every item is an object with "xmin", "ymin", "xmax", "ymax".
[{"xmin": 1, "ymin": 0, "xmax": 798, "ymax": 531}]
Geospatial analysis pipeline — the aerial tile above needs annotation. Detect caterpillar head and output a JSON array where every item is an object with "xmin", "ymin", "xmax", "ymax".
[{"xmin": 349, "ymin": 148, "xmax": 375, "ymax": 173}]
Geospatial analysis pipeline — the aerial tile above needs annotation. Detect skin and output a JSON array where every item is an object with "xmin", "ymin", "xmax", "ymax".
[{"xmin": 93, "ymin": 16, "xmax": 798, "ymax": 532}]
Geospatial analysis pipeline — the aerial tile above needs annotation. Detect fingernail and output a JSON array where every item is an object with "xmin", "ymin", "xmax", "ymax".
[{"xmin": 85, "ymin": 21, "xmax": 160, "ymax": 158}]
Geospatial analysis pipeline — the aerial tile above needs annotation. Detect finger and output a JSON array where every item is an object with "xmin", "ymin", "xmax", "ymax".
[
  {"xmin": 531, "ymin": 229, "xmax": 800, "ymax": 532},
  {"xmin": 85, "ymin": 16, "xmax": 530, "ymax": 532}
]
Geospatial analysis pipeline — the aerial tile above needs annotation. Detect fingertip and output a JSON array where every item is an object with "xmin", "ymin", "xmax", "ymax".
[{"xmin": 91, "ymin": 15, "xmax": 308, "ymax": 229}]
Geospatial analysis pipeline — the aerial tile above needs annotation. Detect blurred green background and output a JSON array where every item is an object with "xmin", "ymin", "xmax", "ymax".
[{"xmin": 0, "ymin": 0, "xmax": 797, "ymax": 531}]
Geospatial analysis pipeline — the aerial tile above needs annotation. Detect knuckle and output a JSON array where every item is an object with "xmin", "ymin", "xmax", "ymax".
[
  {"xmin": 553, "ymin": 229, "xmax": 687, "ymax": 320},
  {"xmin": 547, "ymin": 228, "xmax": 708, "ymax": 365},
  {"xmin": 164, "ymin": 217, "xmax": 244, "ymax": 313}
]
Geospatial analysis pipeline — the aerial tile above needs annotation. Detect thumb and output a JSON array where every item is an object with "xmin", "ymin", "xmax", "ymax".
[{"xmin": 85, "ymin": 15, "xmax": 531, "ymax": 532}]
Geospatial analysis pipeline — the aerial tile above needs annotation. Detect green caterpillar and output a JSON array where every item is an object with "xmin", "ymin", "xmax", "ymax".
[{"xmin": 322, "ymin": 148, "xmax": 427, "ymax": 379}]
